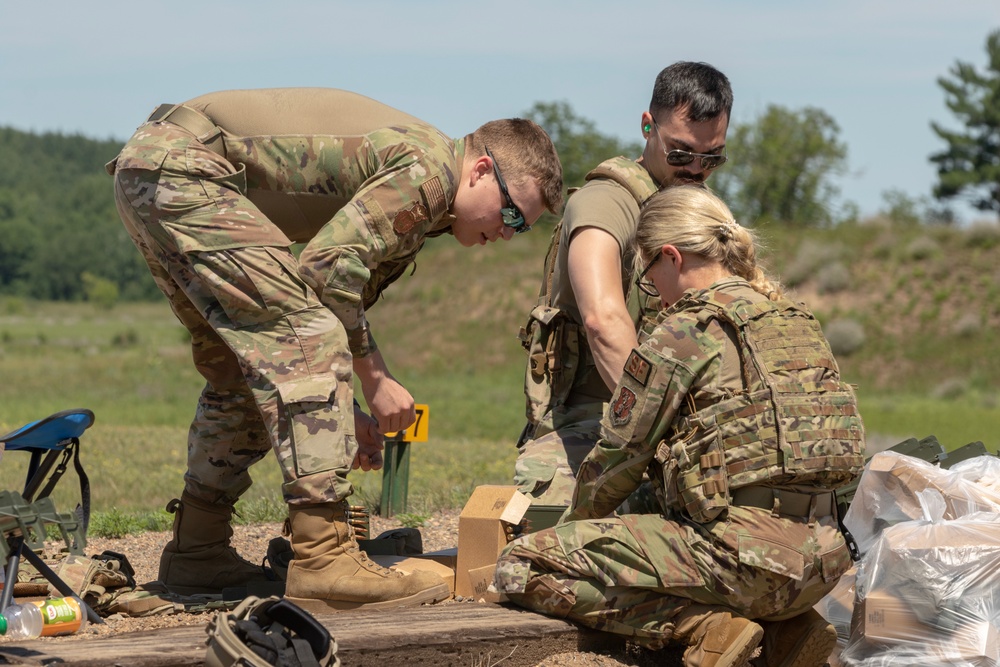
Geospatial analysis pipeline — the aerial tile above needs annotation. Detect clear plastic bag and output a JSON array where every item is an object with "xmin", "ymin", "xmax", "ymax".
[
  {"xmin": 840, "ymin": 494, "xmax": 1000, "ymax": 667},
  {"xmin": 843, "ymin": 452, "xmax": 1000, "ymax": 557},
  {"xmin": 950, "ymin": 455, "xmax": 1000, "ymax": 495},
  {"xmin": 815, "ymin": 566, "xmax": 856, "ymax": 664}
]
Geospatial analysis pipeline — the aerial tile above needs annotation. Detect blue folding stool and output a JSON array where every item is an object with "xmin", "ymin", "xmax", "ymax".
[{"xmin": 0, "ymin": 409, "xmax": 102, "ymax": 624}]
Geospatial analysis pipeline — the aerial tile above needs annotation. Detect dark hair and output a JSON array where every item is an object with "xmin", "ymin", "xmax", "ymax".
[{"xmin": 650, "ymin": 62, "xmax": 733, "ymax": 123}]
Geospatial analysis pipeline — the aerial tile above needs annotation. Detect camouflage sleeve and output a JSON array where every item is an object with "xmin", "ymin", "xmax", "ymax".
[
  {"xmin": 299, "ymin": 128, "xmax": 454, "ymax": 357},
  {"xmin": 566, "ymin": 345, "xmax": 697, "ymax": 520}
]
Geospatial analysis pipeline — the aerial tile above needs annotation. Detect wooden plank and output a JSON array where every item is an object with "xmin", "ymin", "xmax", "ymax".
[{"xmin": 0, "ymin": 603, "xmax": 621, "ymax": 667}]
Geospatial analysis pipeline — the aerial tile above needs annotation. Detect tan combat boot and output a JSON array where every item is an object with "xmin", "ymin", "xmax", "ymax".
[
  {"xmin": 673, "ymin": 605, "xmax": 763, "ymax": 667},
  {"xmin": 158, "ymin": 492, "xmax": 272, "ymax": 594},
  {"xmin": 283, "ymin": 501, "xmax": 450, "ymax": 613},
  {"xmin": 752, "ymin": 609, "xmax": 838, "ymax": 667}
]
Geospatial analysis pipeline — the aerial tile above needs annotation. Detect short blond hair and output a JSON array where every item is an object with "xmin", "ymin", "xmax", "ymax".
[
  {"xmin": 635, "ymin": 186, "xmax": 783, "ymax": 299},
  {"xmin": 466, "ymin": 119, "xmax": 564, "ymax": 214}
]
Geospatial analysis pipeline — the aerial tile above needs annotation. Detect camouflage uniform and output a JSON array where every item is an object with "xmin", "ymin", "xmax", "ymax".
[
  {"xmin": 515, "ymin": 158, "xmax": 659, "ymax": 505},
  {"xmin": 497, "ymin": 278, "xmax": 865, "ymax": 649},
  {"xmin": 107, "ymin": 89, "xmax": 462, "ymax": 506}
]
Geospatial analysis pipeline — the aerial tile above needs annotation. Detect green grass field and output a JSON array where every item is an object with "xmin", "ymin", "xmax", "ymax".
[{"xmin": 1, "ymin": 226, "xmax": 998, "ymax": 536}]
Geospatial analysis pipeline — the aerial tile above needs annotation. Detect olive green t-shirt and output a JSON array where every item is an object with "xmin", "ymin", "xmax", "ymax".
[{"xmin": 549, "ymin": 179, "xmax": 642, "ymax": 326}]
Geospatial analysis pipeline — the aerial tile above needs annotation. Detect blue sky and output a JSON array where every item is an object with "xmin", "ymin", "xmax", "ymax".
[{"xmin": 2, "ymin": 1, "xmax": 998, "ymax": 222}]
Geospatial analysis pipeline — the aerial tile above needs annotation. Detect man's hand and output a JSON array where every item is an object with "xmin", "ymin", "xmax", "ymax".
[
  {"xmin": 365, "ymin": 376, "xmax": 416, "ymax": 434},
  {"xmin": 354, "ymin": 350, "xmax": 417, "ymax": 434},
  {"xmin": 353, "ymin": 403, "xmax": 385, "ymax": 471}
]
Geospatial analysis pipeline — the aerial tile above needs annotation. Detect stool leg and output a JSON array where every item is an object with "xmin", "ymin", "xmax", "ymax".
[{"xmin": 0, "ymin": 537, "xmax": 21, "ymax": 613}]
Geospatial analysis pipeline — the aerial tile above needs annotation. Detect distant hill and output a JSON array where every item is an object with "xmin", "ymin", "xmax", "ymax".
[{"xmin": 367, "ymin": 217, "xmax": 1000, "ymax": 402}]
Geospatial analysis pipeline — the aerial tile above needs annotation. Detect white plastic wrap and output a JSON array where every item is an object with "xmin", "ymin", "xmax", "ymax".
[
  {"xmin": 815, "ymin": 567, "xmax": 856, "ymax": 664},
  {"xmin": 950, "ymin": 455, "xmax": 1000, "ymax": 494},
  {"xmin": 840, "ymin": 496, "xmax": 1000, "ymax": 667},
  {"xmin": 843, "ymin": 451, "xmax": 1000, "ymax": 556}
]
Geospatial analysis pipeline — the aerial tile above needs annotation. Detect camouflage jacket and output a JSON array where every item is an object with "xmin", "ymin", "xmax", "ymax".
[
  {"xmin": 567, "ymin": 277, "xmax": 865, "ymax": 521},
  {"xmin": 114, "ymin": 90, "xmax": 463, "ymax": 358},
  {"xmin": 270, "ymin": 126, "xmax": 464, "ymax": 358}
]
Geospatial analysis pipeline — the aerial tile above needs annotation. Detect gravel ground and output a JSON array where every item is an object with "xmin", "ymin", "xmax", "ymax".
[{"xmin": 52, "ymin": 510, "xmax": 667, "ymax": 666}]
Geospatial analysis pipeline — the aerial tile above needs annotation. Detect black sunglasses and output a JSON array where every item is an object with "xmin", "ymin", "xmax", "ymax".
[
  {"xmin": 634, "ymin": 254, "xmax": 660, "ymax": 298},
  {"xmin": 665, "ymin": 149, "xmax": 728, "ymax": 170},
  {"xmin": 651, "ymin": 118, "xmax": 728, "ymax": 170},
  {"xmin": 484, "ymin": 145, "xmax": 529, "ymax": 234}
]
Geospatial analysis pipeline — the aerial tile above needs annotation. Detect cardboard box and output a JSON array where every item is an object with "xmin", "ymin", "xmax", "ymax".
[
  {"xmin": 465, "ymin": 564, "xmax": 506, "ymax": 603},
  {"xmin": 454, "ymin": 485, "xmax": 531, "ymax": 598},
  {"xmin": 858, "ymin": 590, "xmax": 928, "ymax": 643},
  {"xmin": 370, "ymin": 553, "xmax": 456, "ymax": 594},
  {"xmin": 856, "ymin": 590, "xmax": 1000, "ymax": 662}
]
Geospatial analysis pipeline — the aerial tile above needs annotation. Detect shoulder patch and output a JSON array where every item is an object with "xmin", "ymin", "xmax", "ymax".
[
  {"xmin": 393, "ymin": 202, "xmax": 428, "ymax": 234},
  {"xmin": 420, "ymin": 175, "xmax": 448, "ymax": 221},
  {"xmin": 623, "ymin": 350, "xmax": 652, "ymax": 387},
  {"xmin": 610, "ymin": 386, "xmax": 637, "ymax": 426}
]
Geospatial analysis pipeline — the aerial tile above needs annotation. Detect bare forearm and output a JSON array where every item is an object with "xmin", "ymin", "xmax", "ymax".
[{"xmin": 585, "ymin": 313, "xmax": 639, "ymax": 391}]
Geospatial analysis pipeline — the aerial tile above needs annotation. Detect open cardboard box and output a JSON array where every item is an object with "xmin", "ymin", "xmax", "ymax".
[
  {"xmin": 454, "ymin": 485, "xmax": 531, "ymax": 599},
  {"xmin": 369, "ymin": 549, "xmax": 457, "ymax": 595}
]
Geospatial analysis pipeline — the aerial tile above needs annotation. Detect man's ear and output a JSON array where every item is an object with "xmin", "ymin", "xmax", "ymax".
[
  {"xmin": 468, "ymin": 155, "xmax": 492, "ymax": 186},
  {"xmin": 641, "ymin": 111, "xmax": 654, "ymax": 137}
]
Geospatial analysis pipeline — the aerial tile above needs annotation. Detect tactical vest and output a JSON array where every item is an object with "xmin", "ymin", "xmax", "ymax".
[
  {"xmin": 659, "ymin": 289, "xmax": 866, "ymax": 524},
  {"xmin": 519, "ymin": 158, "xmax": 659, "ymax": 431}
]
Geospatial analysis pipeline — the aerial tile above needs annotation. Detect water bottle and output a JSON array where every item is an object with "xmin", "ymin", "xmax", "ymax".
[
  {"xmin": 0, "ymin": 596, "xmax": 87, "ymax": 638},
  {"xmin": 0, "ymin": 601, "xmax": 42, "ymax": 639}
]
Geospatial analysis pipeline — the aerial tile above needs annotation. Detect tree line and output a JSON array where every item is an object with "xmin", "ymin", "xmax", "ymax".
[
  {"xmin": 0, "ymin": 127, "xmax": 161, "ymax": 303},
  {"xmin": 1, "ymin": 29, "xmax": 997, "ymax": 303}
]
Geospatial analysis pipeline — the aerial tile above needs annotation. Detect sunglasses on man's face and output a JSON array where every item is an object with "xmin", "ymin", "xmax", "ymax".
[
  {"xmin": 665, "ymin": 149, "xmax": 728, "ymax": 170},
  {"xmin": 650, "ymin": 118, "xmax": 728, "ymax": 171},
  {"xmin": 485, "ymin": 145, "xmax": 529, "ymax": 234}
]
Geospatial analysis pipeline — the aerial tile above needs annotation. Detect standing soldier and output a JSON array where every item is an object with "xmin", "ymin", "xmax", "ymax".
[
  {"xmin": 516, "ymin": 62, "xmax": 732, "ymax": 506},
  {"xmin": 497, "ymin": 187, "xmax": 864, "ymax": 667},
  {"xmin": 107, "ymin": 88, "xmax": 563, "ymax": 611}
]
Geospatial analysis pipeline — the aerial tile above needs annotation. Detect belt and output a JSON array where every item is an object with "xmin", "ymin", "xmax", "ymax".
[
  {"xmin": 730, "ymin": 486, "xmax": 833, "ymax": 518},
  {"xmin": 147, "ymin": 103, "xmax": 226, "ymax": 157}
]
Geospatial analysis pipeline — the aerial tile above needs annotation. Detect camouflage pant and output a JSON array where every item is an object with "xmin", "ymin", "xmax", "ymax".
[
  {"xmin": 514, "ymin": 403, "xmax": 658, "ymax": 513},
  {"xmin": 111, "ymin": 121, "xmax": 356, "ymax": 505},
  {"xmin": 494, "ymin": 508, "xmax": 851, "ymax": 649},
  {"xmin": 514, "ymin": 403, "xmax": 604, "ymax": 505}
]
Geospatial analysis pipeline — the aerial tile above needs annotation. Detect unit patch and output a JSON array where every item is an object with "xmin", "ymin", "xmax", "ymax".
[
  {"xmin": 393, "ymin": 202, "xmax": 428, "ymax": 234},
  {"xmin": 623, "ymin": 351, "xmax": 652, "ymax": 387},
  {"xmin": 610, "ymin": 387, "xmax": 637, "ymax": 426}
]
